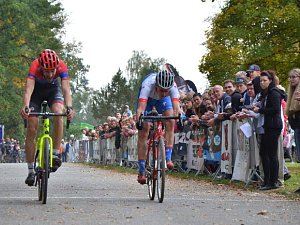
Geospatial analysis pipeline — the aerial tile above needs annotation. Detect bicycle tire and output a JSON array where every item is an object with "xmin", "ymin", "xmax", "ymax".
[
  {"xmin": 157, "ymin": 137, "xmax": 165, "ymax": 203},
  {"xmin": 146, "ymin": 138, "xmax": 156, "ymax": 200},
  {"xmin": 33, "ymin": 149, "xmax": 42, "ymax": 201},
  {"xmin": 41, "ymin": 139, "xmax": 50, "ymax": 204}
]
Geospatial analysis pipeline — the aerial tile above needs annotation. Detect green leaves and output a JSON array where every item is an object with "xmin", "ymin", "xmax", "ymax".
[
  {"xmin": 200, "ymin": 0, "xmax": 300, "ymax": 86},
  {"xmin": 0, "ymin": 0, "xmax": 88, "ymax": 142}
]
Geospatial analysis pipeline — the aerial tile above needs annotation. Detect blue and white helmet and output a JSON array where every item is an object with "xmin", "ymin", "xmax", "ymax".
[{"xmin": 156, "ymin": 63, "xmax": 176, "ymax": 90}]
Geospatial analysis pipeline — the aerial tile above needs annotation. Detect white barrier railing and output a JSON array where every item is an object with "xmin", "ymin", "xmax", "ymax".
[{"xmin": 70, "ymin": 119, "xmax": 286, "ymax": 184}]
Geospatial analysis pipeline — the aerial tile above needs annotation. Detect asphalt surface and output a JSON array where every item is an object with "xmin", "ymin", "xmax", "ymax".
[{"xmin": 0, "ymin": 163, "xmax": 299, "ymax": 225}]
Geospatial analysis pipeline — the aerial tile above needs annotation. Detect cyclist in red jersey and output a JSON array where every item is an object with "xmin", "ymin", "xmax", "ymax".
[
  {"xmin": 20, "ymin": 49, "xmax": 74, "ymax": 186},
  {"xmin": 135, "ymin": 63, "xmax": 181, "ymax": 184}
]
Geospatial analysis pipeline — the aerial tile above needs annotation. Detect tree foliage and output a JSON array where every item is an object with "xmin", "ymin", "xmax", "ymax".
[
  {"xmin": 0, "ymin": 0, "xmax": 89, "ymax": 142},
  {"xmin": 199, "ymin": 0, "xmax": 300, "ymax": 86},
  {"xmin": 91, "ymin": 51, "xmax": 165, "ymax": 123}
]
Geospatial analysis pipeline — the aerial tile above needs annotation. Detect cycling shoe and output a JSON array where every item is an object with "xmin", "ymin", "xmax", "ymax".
[
  {"xmin": 137, "ymin": 174, "xmax": 146, "ymax": 185},
  {"xmin": 51, "ymin": 154, "xmax": 62, "ymax": 172},
  {"xmin": 25, "ymin": 172, "xmax": 35, "ymax": 186},
  {"xmin": 166, "ymin": 160, "xmax": 174, "ymax": 170}
]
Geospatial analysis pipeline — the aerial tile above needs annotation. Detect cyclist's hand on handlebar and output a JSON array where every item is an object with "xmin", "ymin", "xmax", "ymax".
[
  {"xmin": 66, "ymin": 106, "xmax": 75, "ymax": 120},
  {"xmin": 20, "ymin": 106, "xmax": 30, "ymax": 119},
  {"xmin": 136, "ymin": 114, "xmax": 143, "ymax": 130}
]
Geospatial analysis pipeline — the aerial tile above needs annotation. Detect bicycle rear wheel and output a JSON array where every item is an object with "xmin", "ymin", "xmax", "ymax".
[
  {"xmin": 41, "ymin": 139, "xmax": 50, "ymax": 204},
  {"xmin": 157, "ymin": 137, "xmax": 165, "ymax": 203},
  {"xmin": 146, "ymin": 138, "xmax": 156, "ymax": 200}
]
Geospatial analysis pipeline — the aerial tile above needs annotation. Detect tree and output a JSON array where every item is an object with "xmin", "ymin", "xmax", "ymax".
[
  {"xmin": 199, "ymin": 0, "xmax": 300, "ymax": 86},
  {"xmin": 0, "ymin": 0, "xmax": 89, "ymax": 141},
  {"xmin": 91, "ymin": 51, "xmax": 166, "ymax": 123}
]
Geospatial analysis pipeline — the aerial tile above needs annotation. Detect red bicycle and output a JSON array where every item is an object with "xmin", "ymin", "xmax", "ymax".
[{"xmin": 139, "ymin": 112, "xmax": 181, "ymax": 203}]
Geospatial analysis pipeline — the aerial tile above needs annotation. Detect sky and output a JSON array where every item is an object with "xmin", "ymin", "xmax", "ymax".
[{"xmin": 61, "ymin": 0, "xmax": 225, "ymax": 93}]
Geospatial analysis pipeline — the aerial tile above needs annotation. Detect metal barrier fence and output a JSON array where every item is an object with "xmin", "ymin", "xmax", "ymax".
[{"xmin": 70, "ymin": 119, "xmax": 286, "ymax": 185}]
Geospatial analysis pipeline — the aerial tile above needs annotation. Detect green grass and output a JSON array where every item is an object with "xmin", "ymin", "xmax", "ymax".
[{"xmin": 84, "ymin": 161, "xmax": 300, "ymax": 200}]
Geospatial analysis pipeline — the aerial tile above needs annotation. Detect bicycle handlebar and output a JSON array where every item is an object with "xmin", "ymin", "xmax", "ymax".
[
  {"xmin": 141, "ymin": 115, "xmax": 181, "ymax": 120},
  {"xmin": 137, "ymin": 113, "xmax": 183, "ymax": 131},
  {"xmin": 24, "ymin": 112, "xmax": 70, "ymax": 129}
]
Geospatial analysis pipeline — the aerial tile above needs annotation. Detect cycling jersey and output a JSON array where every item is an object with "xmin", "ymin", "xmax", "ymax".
[
  {"xmin": 28, "ymin": 59, "xmax": 69, "ymax": 85},
  {"xmin": 138, "ymin": 73, "xmax": 180, "ymax": 102},
  {"xmin": 27, "ymin": 59, "xmax": 69, "ymax": 112}
]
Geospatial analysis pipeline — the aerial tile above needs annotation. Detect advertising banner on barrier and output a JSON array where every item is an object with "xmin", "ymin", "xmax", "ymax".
[
  {"xmin": 0, "ymin": 125, "xmax": 4, "ymax": 143},
  {"xmin": 221, "ymin": 120, "xmax": 232, "ymax": 174},
  {"xmin": 232, "ymin": 120, "xmax": 250, "ymax": 182},
  {"xmin": 204, "ymin": 125, "xmax": 221, "ymax": 161},
  {"xmin": 186, "ymin": 130, "xmax": 204, "ymax": 173}
]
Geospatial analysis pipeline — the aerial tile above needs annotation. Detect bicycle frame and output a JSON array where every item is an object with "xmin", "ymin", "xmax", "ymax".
[
  {"xmin": 147, "ymin": 121, "xmax": 165, "ymax": 169},
  {"xmin": 36, "ymin": 116, "xmax": 53, "ymax": 170},
  {"xmin": 25, "ymin": 100, "xmax": 69, "ymax": 204},
  {"xmin": 141, "ymin": 113, "xmax": 181, "ymax": 202}
]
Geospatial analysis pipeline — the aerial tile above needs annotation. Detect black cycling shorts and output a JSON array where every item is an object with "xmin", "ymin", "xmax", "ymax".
[{"xmin": 29, "ymin": 82, "xmax": 64, "ymax": 113}]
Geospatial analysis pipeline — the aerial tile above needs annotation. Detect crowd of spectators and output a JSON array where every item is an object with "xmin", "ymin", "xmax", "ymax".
[
  {"xmin": 78, "ymin": 64, "xmax": 300, "ymax": 192},
  {"xmin": 0, "ymin": 137, "xmax": 22, "ymax": 163},
  {"xmin": 81, "ymin": 105, "xmax": 137, "ymax": 149}
]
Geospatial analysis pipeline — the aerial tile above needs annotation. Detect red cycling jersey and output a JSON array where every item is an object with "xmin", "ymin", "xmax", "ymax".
[{"xmin": 27, "ymin": 59, "xmax": 69, "ymax": 84}]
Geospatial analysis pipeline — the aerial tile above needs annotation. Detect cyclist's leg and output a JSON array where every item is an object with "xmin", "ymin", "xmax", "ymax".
[
  {"xmin": 137, "ymin": 100, "xmax": 154, "ymax": 184},
  {"xmin": 25, "ymin": 116, "xmax": 39, "ymax": 185},
  {"xmin": 50, "ymin": 102, "xmax": 64, "ymax": 171},
  {"xmin": 48, "ymin": 84, "xmax": 64, "ymax": 171}
]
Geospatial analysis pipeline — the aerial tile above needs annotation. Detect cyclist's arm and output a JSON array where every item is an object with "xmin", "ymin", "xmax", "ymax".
[
  {"xmin": 136, "ymin": 99, "xmax": 147, "ymax": 122},
  {"xmin": 23, "ymin": 78, "xmax": 35, "ymax": 107},
  {"xmin": 61, "ymin": 79, "xmax": 72, "ymax": 108},
  {"xmin": 171, "ymin": 99, "xmax": 181, "ymax": 116}
]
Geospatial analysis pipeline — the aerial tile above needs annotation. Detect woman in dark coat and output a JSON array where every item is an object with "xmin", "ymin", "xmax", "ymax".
[{"xmin": 253, "ymin": 70, "xmax": 285, "ymax": 190}]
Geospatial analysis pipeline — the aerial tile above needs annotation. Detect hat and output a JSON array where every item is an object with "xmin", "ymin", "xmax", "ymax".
[
  {"xmin": 247, "ymin": 64, "xmax": 260, "ymax": 72},
  {"xmin": 235, "ymin": 77, "xmax": 247, "ymax": 84}
]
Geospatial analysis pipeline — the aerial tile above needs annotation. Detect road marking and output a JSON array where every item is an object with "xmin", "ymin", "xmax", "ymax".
[{"xmin": 0, "ymin": 196, "xmax": 297, "ymax": 202}]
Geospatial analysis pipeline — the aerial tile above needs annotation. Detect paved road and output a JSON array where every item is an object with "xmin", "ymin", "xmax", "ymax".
[{"xmin": 0, "ymin": 163, "xmax": 299, "ymax": 225}]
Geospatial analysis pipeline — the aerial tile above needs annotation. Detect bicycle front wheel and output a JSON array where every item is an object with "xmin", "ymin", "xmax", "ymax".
[
  {"xmin": 157, "ymin": 137, "xmax": 165, "ymax": 203},
  {"xmin": 146, "ymin": 138, "xmax": 156, "ymax": 200},
  {"xmin": 41, "ymin": 139, "xmax": 50, "ymax": 204}
]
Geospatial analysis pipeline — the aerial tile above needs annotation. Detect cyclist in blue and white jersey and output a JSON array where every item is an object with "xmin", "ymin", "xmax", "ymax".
[{"xmin": 135, "ymin": 63, "xmax": 181, "ymax": 184}]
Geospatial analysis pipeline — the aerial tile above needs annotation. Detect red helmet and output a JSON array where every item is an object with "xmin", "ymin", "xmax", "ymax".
[{"xmin": 38, "ymin": 49, "xmax": 60, "ymax": 70}]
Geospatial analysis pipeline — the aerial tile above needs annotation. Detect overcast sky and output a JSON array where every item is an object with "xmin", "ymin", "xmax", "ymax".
[{"xmin": 61, "ymin": 0, "xmax": 225, "ymax": 93}]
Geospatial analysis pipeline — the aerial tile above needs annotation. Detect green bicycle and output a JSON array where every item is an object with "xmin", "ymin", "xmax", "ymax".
[{"xmin": 25, "ymin": 101, "xmax": 70, "ymax": 204}]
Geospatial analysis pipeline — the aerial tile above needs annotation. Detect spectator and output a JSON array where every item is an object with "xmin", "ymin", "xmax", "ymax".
[
  {"xmin": 224, "ymin": 79, "xmax": 243, "ymax": 113},
  {"xmin": 115, "ymin": 112, "xmax": 122, "ymax": 121},
  {"xmin": 235, "ymin": 77, "xmax": 250, "ymax": 106},
  {"xmin": 285, "ymin": 68, "xmax": 300, "ymax": 163},
  {"xmin": 61, "ymin": 139, "xmax": 68, "ymax": 162},
  {"xmin": 207, "ymin": 85, "xmax": 232, "ymax": 127},
  {"xmin": 123, "ymin": 105, "xmax": 133, "ymax": 117},
  {"xmin": 253, "ymin": 70, "xmax": 285, "ymax": 190},
  {"xmin": 192, "ymin": 93, "xmax": 206, "ymax": 118},
  {"xmin": 247, "ymin": 64, "xmax": 262, "ymax": 95}
]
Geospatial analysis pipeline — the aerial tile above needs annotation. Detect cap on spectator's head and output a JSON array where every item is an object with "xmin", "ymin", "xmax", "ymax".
[
  {"xmin": 235, "ymin": 77, "xmax": 248, "ymax": 84},
  {"xmin": 247, "ymin": 64, "xmax": 260, "ymax": 72},
  {"xmin": 124, "ymin": 105, "xmax": 129, "ymax": 108}
]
